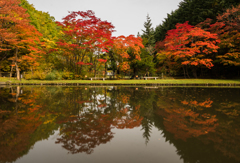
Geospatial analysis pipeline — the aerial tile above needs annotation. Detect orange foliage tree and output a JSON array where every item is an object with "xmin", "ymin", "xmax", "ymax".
[
  {"xmin": 209, "ymin": 5, "xmax": 240, "ymax": 66},
  {"xmin": 0, "ymin": 0, "xmax": 44, "ymax": 80},
  {"xmin": 112, "ymin": 35, "xmax": 144, "ymax": 74},
  {"xmin": 164, "ymin": 22, "xmax": 220, "ymax": 77}
]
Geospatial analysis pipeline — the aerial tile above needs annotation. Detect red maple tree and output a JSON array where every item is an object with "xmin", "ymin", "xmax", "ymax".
[
  {"xmin": 164, "ymin": 22, "xmax": 220, "ymax": 69},
  {"xmin": 56, "ymin": 10, "xmax": 115, "ymax": 77}
]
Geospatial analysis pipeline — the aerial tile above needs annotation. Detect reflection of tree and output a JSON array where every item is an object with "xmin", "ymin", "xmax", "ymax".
[
  {"xmin": 155, "ymin": 88, "xmax": 219, "ymax": 140},
  {"xmin": 56, "ymin": 111, "xmax": 114, "ymax": 154},
  {"xmin": 55, "ymin": 106, "xmax": 143, "ymax": 154},
  {"xmin": 181, "ymin": 98, "xmax": 213, "ymax": 109},
  {"xmin": 0, "ymin": 105, "xmax": 43, "ymax": 162},
  {"xmin": 203, "ymin": 124, "xmax": 240, "ymax": 162},
  {"xmin": 128, "ymin": 88, "xmax": 157, "ymax": 145},
  {"xmin": 111, "ymin": 88, "xmax": 154, "ymax": 145},
  {"xmin": 55, "ymin": 88, "xmax": 143, "ymax": 154},
  {"xmin": 0, "ymin": 87, "xmax": 143, "ymax": 160},
  {"xmin": 113, "ymin": 105, "xmax": 143, "ymax": 129},
  {"xmin": 154, "ymin": 87, "xmax": 240, "ymax": 163},
  {"xmin": 159, "ymin": 107, "xmax": 218, "ymax": 141},
  {"xmin": 0, "ymin": 87, "xmax": 58, "ymax": 163},
  {"xmin": 1, "ymin": 86, "xmax": 239, "ymax": 163},
  {"xmin": 141, "ymin": 118, "xmax": 153, "ymax": 144}
]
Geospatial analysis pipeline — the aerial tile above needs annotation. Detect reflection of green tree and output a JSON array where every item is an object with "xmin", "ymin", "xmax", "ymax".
[
  {"xmin": 141, "ymin": 118, "xmax": 153, "ymax": 144},
  {"xmin": 106, "ymin": 87, "xmax": 156, "ymax": 144},
  {"xmin": 127, "ymin": 88, "xmax": 157, "ymax": 144},
  {"xmin": 1, "ymin": 86, "xmax": 240, "ymax": 163}
]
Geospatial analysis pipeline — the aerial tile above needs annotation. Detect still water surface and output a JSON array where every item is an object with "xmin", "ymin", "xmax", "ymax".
[{"xmin": 0, "ymin": 86, "xmax": 240, "ymax": 163}]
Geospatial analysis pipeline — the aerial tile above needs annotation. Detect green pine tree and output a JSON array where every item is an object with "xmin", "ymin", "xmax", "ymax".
[{"xmin": 141, "ymin": 14, "xmax": 155, "ymax": 48}]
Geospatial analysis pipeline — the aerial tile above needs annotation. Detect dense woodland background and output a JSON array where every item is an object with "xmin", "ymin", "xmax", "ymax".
[{"xmin": 0, "ymin": 0, "xmax": 240, "ymax": 80}]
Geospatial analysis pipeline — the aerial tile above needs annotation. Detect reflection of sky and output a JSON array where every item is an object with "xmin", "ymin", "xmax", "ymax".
[
  {"xmin": 82, "ymin": 93, "xmax": 130, "ymax": 114},
  {"xmin": 15, "ymin": 127, "xmax": 181, "ymax": 163}
]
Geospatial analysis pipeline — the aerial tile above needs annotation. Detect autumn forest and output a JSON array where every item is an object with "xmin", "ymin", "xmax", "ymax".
[{"xmin": 0, "ymin": 0, "xmax": 240, "ymax": 80}]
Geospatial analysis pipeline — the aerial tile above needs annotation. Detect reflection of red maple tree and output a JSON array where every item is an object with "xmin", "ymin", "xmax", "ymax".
[
  {"xmin": 56, "ymin": 113, "xmax": 114, "ymax": 154},
  {"xmin": 117, "ymin": 94, "xmax": 130, "ymax": 104},
  {"xmin": 181, "ymin": 98, "xmax": 213, "ymax": 108},
  {"xmin": 113, "ymin": 105, "xmax": 143, "ymax": 129},
  {"xmin": 56, "ymin": 105, "xmax": 143, "ymax": 154},
  {"xmin": 157, "ymin": 103, "xmax": 218, "ymax": 141}
]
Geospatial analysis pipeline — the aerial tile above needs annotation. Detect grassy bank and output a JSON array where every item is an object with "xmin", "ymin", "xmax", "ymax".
[{"xmin": 1, "ymin": 77, "xmax": 240, "ymax": 85}]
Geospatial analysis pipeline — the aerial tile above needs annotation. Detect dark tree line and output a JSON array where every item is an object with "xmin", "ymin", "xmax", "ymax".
[{"xmin": 154, "ymin": 0, "xmax": 240, "ymax": 42}]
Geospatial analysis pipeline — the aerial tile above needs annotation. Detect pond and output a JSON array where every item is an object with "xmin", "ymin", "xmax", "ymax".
[{"xmin": 0, "ymin": 86, "xmax": 240, "ymax": 163}]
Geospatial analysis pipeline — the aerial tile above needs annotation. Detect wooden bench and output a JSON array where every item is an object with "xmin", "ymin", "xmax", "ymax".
[
  {"xmin": 144, "ymin": 86, "xmax": 158, "ymax": 89},
  {"xmin": 143, "ymin": 77, "xmax": 158, "ymax": 80},
  {"xmin": 90, "ymin": 77, "xmax": 105, "ymax": 81},
  {"xmin": 0, "ymin": 81, "xmax": 12, "ymax": 85}
]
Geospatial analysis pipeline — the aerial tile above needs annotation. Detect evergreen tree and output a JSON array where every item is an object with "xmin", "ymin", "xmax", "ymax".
[
  {"xmin": 141, "ymin": 14, "xmax": 155, "ymax": 48},
  {"xmin": 131, "ymin": 48, "xmax": 156, "ymax": 77},
  {"xmin": 136, "ymin": 14, "xmax": 156, "ymax": 76}
]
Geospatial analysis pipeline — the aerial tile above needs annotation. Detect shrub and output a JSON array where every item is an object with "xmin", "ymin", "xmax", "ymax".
[
  {"xmin": 24, "ymin": 71, "xmax": 46, "ymax": 80},
  {"xmin": 62, "ymin": 69, "xmax": 74, "ymax": 80},
  {"xmin": 45, "ymin": 72, "xmax": 56, "ymax": 80},
  {"xmin": 45, "ymin": 71, "xmax": 63, "ymax": 80}
]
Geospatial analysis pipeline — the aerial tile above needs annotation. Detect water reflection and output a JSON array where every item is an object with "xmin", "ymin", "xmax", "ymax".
[{"xmin": 0, "ymin": 86, "xmax": 240, "ymax": 163}]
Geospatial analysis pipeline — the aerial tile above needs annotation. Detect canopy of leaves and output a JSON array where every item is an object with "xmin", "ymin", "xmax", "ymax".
[
  {"xmin": 154, "ymin": 0, "xmax": 240, "ymax": 42},
  {"xmin": 112, "ymin": 35, "xmax": 144, "ymax": 73},
  {"xmin": 164, "ymin": 21, "xmax": 220, "ymax": 69},
  {"xmin": 0, "ymin": 0, "xmax": 44, "ymax": 78},
  {"xmin": 56, "ymin": 10, "xmax": 115, "ymax": 77}
]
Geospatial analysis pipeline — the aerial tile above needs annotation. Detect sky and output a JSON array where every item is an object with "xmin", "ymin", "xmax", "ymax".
[{"xmin": 26, "ymin": 0, "xmax": 183, "ymax": 37}]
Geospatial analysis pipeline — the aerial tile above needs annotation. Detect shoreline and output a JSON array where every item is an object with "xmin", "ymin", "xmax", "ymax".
[
  {"xmin": 1, "ymin": 82, "xmax": 240, "ymax": 87},
  {"xmin": 1, "ymin": 78, "xmax": 240, "ymax": 87}
]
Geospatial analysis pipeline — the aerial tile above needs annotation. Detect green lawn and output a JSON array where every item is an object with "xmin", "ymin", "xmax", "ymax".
[{"xmin": 1, "ymin": 77, "xmax": 240, "ymax": 85}]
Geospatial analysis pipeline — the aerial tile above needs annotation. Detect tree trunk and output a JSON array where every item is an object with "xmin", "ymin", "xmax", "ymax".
[
  {"xmin": 133, "ymin": 67, "xmax": 136, "ymax": 79},
  {"xmin": 94, "ymin": 58, "xmax": 97, "ymax": 77},
  {"xmin": 94, "ymin": 53, "xmax": 100, "ymax": 77},
  {"xmin": 183, "ymin": 66, "xmax": 186, "ymax": 79},
  {"xmin": 15, "ymin": 47, "xmax": 20, "ymax": 80},
  {"xmin": 186, "ymin": 66, "xmax": 190, "ymax": 78},
  {"xmin": 15, "ymin": 62, "xmax": 20, "ymax": 80},
  {"xmin": 105, "ymin": 62, "xmax": 107, "ymax": 78},
  {"xmin": 10, "ymin": 63, "xmax": 14, "ymax": 79},
  {"xmin": 192, "ymin": 67, "xmax": 198, "ymax": 78}
]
